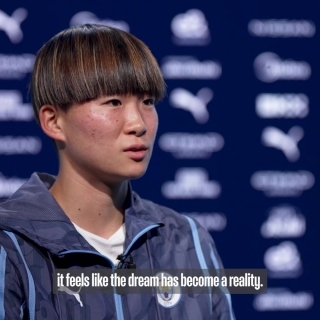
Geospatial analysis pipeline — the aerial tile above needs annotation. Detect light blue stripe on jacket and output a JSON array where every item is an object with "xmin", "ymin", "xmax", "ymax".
[
  {"xmin": 4, "ymin": 231, "xmax": 35, "ymax": 320},
  {"xmin": 0, "ymin": 246, "xmax": 7, "ymax": 319}
]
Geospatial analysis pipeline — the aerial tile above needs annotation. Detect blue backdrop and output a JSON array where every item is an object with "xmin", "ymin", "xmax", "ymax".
[{"xmin": 0, "ymin": 0, "xmax": 319, "ymax": 318}]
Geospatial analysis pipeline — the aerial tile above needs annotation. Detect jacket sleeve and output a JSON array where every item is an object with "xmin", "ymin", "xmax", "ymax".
[
  {"xmin": 0, "ymin": 244, "xmax": 27, "ymax": 319},
  {"xmin": 185, "ymin": 216, "xmax": 236, "ymax": 320}
]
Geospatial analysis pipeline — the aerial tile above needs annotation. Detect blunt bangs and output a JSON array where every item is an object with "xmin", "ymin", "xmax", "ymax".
[{"xmin": 31, "ymin": 24, "xmax": 166, "ymax": 122}]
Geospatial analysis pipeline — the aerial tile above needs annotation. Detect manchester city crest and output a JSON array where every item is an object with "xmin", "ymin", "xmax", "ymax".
[
  {"xmin": 159, "ymin": 284, "xmax": 173, "ymax": 301},
  {"xmin": 155, "ymin": 272, "xmax": 181, "ymax": 308}
]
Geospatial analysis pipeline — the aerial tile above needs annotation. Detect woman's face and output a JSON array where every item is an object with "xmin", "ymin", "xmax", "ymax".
[{"xmin": 58, "ymin": 94, "xmax": 159, "ymax": 184}]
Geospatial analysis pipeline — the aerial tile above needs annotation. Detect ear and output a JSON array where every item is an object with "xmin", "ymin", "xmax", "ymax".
[{"xmin": 38, "ymin": 105, "xmax": 65, "ymax": 142}]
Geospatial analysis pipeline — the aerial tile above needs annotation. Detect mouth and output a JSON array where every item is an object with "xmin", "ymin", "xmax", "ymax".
[{"xmin": 123, "ymin": 144, "xmax": 149, "ymax": 161}]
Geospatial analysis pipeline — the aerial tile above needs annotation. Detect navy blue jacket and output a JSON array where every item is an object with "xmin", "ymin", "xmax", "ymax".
[{"xmin": 0, "ymin": 173, "xmax": 235, "ymax": 319}]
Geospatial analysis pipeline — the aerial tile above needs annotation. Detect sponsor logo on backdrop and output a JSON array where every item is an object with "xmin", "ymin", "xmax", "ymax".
[
  {"xmin": 158, "ymin": 132, "xmax": 224, "ymax": 159},
  {"xmin": 171, "ymin": 9, "xmax": 210, "ymax": 45},
  {"xmin": 261, "ymin": 205, "xmax": 306, "ymax": 238},
  {"xmin": 0, "ymin": 173, "xmax": 26, "ymax": 198},
  {"xmin": 250, "ymin": 171, "xmax": 315, "ymax": 197},
  {"xmin": 254, "ymin": 52, "xmax": 311, "ymax": 83},
  {"xmin": 261, "ymin": 126, "xmax": 304, "ymax": 162},
  {"xmin": 0, "ymin": 91, "xmax": 33, "ymax": 121},
  {"xmin": 0, "ymin": 136, "xmax": 42, "ymax": 155},
  {"xmin": 264, "ymin": 241, "xmax": 302, "ymax": 278},
  {"xmin": 70, "ymin": 11, "xmax": 129, "ymax": 32},
  {"xmin": 169, "ymin": 88, "xmax": 213, "ymax": 124},
  {"xmin": 182, "ymin": 213, "xmax": 227, "ymax": 231},
  {"xmin": 248, "ymin": 19, "xmax": 316, "ymax": 38},
  {"xmin": 0, "ymin": 54, "xmax": 35, "ymax": 79},
  {"xmin": 253, "ymin": 288, "xmax": 314, "ymax": 311},
  {"xmin": 0, "ymin": 8, "xmax": 27, "ymax": 43},
  {"xmin": 161, "ymin": 56, "xmax": 222, "ymax": 79},
  {"xmin": 256, "ymin": 93, "xmax": 309, "ymax": 118},
  {"xmin": 162, "ymin": 168, "xmax": 221, "ymax": 199}
]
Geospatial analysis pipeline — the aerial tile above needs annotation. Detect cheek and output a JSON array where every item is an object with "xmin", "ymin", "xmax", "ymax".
[
  {"xmin": 147, "ymin": 110, "xmax": 159, "ymax": 137},
  {"xmin": 75, "ymin": 119, "xmax": 98, "ymax": 141},
  {"xmin": 76, "ymin": 112, "xmax": 119, "ymax": 142}
]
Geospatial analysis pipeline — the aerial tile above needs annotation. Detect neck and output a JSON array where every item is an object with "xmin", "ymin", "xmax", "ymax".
[{"xmin": 50, "ymin": 166, "xmax": 127, "ymax": 239}]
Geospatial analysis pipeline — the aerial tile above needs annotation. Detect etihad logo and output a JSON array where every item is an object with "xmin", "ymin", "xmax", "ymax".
[
  {"xmin": 158, "ymin": 132, "xmax": 224, "ymax": 159},
  {"xmin": 261, "ymin": 126, "xmax": 304, "ymax": 162},
  {"xmin": 251, "ymin": 170, "xmax": 315, "ymax": 197},
  {"xmin": 171, "ymin": 9, "xmax": 210, "ymax": 45},
  {"xmin": 70, "ymin": 11, "xmax": 129, "ymax": 32},
  {"xmin": 264, "ymin": 241, "xmax": 302, "ymax": 278},
  {"xmin": 162, "ymin": 168, "xmax": 221, "ymax": 199},
  {"xmin": 0, "ymin": 136, "xmax": 42, "ymax": 155},
  {"xmin": 248, "ymin": 19, "xmax": 316, "ymax": 38},
  {"xmin": 256, "ymin": 94, "xmax": 309, "ymax": 118},
  {"xmin": 0, "ymin": 8, "xmax": 27, "ymax": 43},
  {"xmin": 161, "ymin": 56, "xmax": 222, "ymax": 79},
  {"xmin": 254, "ymin": 52, "xmax": 311, "ymax": 83},
  {"xmin": 182, "ymin": 213, "xmax": 227, "ymax": 232},
  {"xmin": 261, "ymin": 205, "xmax": 306, "ymax": 238},
  {"xmin": 169, "ymin": 88, "xmax": 213, "ymax": 124},
  {"xmin": 0, "ymin": 173, "xmax": 26, "ymax": 198},
  {"xmin": 0, "ymin": 54, "xmax": 35, "ymax": 80},
  {"xmin": 0, "ymin": 90, "xmax": 34, "ymax": 121},
  {"xmin": 253, "ymin": 288, "xmax": 314, "ymax": 311}
]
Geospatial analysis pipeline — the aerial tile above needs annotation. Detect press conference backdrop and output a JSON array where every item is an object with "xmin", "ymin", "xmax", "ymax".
[{"xmin": 0, "ymin": 0, "xmax": 319, "ymax": 318}]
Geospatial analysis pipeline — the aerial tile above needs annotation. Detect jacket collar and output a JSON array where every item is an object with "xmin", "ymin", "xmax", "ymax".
[{"xmin": 0, "ymin": 172, "xmax": 163, "ymax": 255}]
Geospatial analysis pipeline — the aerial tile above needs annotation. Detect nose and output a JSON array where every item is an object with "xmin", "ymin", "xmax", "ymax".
[{"xmin": 123, "ymin": 105, "xmax": 147, "ymax": 137}]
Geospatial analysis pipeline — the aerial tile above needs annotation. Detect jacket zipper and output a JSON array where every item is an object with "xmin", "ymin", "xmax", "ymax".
[{"xmin": 58, "ymin": 223, "xmax": 161, "ymax": 320}]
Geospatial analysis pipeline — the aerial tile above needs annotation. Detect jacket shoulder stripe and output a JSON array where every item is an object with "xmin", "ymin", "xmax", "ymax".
[
  {"xmin": 185, "ymin": 216, "xmax": 208, "ymax": 269},
  {"xmin": 185, "ymin": 217, "xmax": 213, "ymax": 316},
  {"xmin": 186, "ymin": 217, "xmax": 236, "ymax": 319},
  {"xmin": 209, "ymin": 244, "xmax": 219, "ymax": 271},
  {"xmin": 0, "ymin": 246, "xmax": 7, "ymax": 319},
  {"xmin": 4, "ymin": 232, "xmax": 35, "ymax": 320},
  {"xmin": 209, "ymin": 238, "xmax": 235, "ymax": 320}
]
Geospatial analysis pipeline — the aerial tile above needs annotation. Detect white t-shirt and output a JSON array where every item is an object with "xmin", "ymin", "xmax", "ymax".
[{"xmin": 73, "ymin": 223, "xmax": 125, "ymax": 266}]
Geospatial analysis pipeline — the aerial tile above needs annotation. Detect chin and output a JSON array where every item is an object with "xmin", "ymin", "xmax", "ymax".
[
  {"xmin": 124, "ymin": 165, "xmax": 148, "ymax": 180},
  {"xmin": 126, "ymin": 170, "xmax": 147, "ymax": 180}
]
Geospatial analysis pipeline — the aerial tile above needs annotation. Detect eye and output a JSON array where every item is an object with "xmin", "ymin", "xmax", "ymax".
[
  {"xmin": 143, "ymin": 98, "xmax": 155, "ymax": 106},
  {"xmin": 105, "ymin": 99, "xmax": 122, "ymax": 106}
]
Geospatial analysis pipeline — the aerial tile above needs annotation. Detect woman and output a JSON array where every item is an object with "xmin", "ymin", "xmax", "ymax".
[{"xmin": 0, "ymin": 24, "xmax": 235, "ymax": 319}]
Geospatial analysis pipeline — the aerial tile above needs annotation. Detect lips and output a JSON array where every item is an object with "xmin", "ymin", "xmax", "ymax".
[
  {"xmin": 123, "ymin": 144, "xmax": 148, "ymax": 152},
  {"xmin": 123, "ymin": 144, "xmax": 148, "ymax": 161}
]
